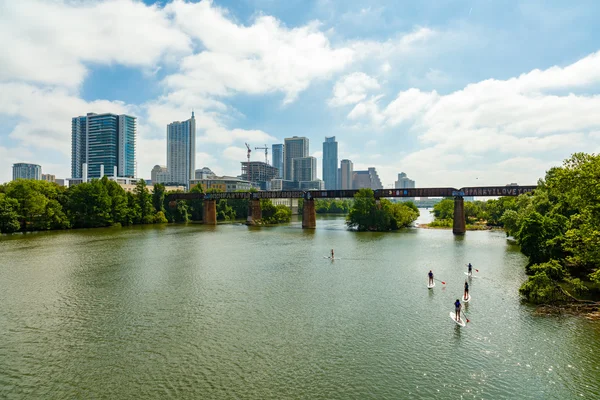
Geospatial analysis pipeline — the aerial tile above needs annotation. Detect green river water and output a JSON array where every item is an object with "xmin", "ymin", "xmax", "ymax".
[{"xmin": 1, "ymin": 212, "xmax": 599, "ymax": 399}]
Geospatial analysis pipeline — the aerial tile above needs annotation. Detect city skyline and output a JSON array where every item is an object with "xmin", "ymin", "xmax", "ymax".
[{"xmin": 2, "ymin": 0, "xmax": 600, "ymax": 186}]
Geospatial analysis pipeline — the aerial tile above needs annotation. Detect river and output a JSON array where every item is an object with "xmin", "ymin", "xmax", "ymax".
[{"xmin": 1, "ymin": 211, "xmax": 599, "ymax": 399}]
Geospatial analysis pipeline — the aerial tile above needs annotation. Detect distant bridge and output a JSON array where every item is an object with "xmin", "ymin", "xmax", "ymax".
[{"xmin": 166, "ymin": 185, "xmax": 537, "ymax": 234}]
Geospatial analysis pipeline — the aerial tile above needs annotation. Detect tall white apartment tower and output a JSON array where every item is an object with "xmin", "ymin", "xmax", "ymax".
[{"xmin": 167, "ymin": 112, "xmax": 196, "ymax": 188}]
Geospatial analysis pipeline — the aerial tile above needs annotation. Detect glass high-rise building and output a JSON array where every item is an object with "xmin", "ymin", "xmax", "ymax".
[
  {"xmin": 272, "ymin": 144, "xmax": 284, "ymax": 178},
  {"xmin": 167, "ymin": 112, "xmax": 196, "ymax": 188},
  {"xmin": 12, "ymin": 163, "xmax": 42, "ymax": 181},
  {"xmin": 292, "ymin": 156, "xmax": 317, "ymax": 182},
  {"xmin": 322, "ymin": 136, "xmax": 338, "ymax": 189},
  {"xmin": 283, "ymin": 136, "xmax": 309, "ymax": 181},
  {"xmin": 71, "ymin": 112, "xmax": 136, "ymax": 179}
]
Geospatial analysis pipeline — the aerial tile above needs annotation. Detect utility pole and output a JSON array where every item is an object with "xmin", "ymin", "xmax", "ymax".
[{"xmin": 255, "ymin": 144, "xmax": 269, "ymax": 164}]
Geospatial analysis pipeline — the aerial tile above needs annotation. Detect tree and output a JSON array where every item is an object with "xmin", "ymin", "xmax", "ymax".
[
  {"xmin": 187, "ymin": 184, "xmax": 204, "ymax": 221},
  {"xmin": 432, "ymin": 198, "xmax": 454, "ymax": 220},
  {"xmin": 5, "ymin": 180, "xmax": 48, "ymax": 230},
  {"xmin": 152, "ymin": 183, "xmax": 166, "ymax": 214},
  {"xmin": 66, "ymin": 180, "xmax": 112, "ymax": 228},
  {"xmin": 217, "ymin": 199, "xmax": 235, "ymax": 221},
  {"xmin": 0, "ymin": 193, "xmax": 21, "ymax": 233},
  {"xmin": 347, "ymin": 189, "xmax": 417, "ymax": 231},
  {"xmin": 347, "ymin": 189, "xmax": 378, "ymax": 231},
  {"xmin": 134, "ymin": 180, "xmax": 154, "ymax": 224},
  {"xmin": 102, "ymin": 177, "xmax": 129, "ymax": 225}
]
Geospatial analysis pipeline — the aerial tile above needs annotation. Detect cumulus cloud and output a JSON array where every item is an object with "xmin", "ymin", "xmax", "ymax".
[
  {"xmin": 164, "ymin": 0, "xmax": 355, "ymax": 104},
  {"xmin": 328, "ymin": 72, "xmax": 380, "ymax": 107},
  {"xmin": 345, "ymin": 51, "xmax": 600, "ymax": 186},
  {"xmin": 0, "ymin": 0, "xmax": 191, "ymax": 87}
]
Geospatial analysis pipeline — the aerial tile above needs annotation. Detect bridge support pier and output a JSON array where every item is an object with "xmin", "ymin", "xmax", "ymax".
[
  {"xmin": 203, "ymin": 199, "xmax": 217, "ymax": 225},
  {"xmin": 302, "ymin": 198, "xmax": 316, "ymax": 229},
  {"xmin": 246, "ymin": 199, "xmax": 262, "ymax": 225},
  {"xmin": 453, "ymin": 196, "xmax": 466, "ymax": 235}
]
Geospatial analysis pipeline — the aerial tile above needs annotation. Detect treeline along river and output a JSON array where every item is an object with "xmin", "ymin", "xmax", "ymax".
[{"xmin": 1, "ymin": 213, "xmax": 599, "ymax": 399}]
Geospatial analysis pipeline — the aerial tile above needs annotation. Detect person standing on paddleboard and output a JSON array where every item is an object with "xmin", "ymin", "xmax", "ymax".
[
  {"xmin": 331, "ymin": 249, "xmax": 334, "ymax": 259},
  {"xmin": 454, "ymin": 299, "xmax": 462, "ymax": 322},
  {"xmin": 428, "ymin": 270, "xmax": 434, "ymax": 286},
  {"xmin": 464, "ymin": 281, "xmax": 469, "ymax": 300},
  {"xmin": 467, "ymin": 263, "xmax": 473, "ymax": 276}
]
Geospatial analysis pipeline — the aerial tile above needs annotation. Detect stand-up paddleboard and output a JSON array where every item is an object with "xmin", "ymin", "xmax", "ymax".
[
  {"xmin": 463, "ymin": 293, "xmax": 471, "ymax": 303},
  {"xmin": 427, "ymin": 281, "xmax": 435, "ymax": 289},
  {"xmin": 464, "ymin": 272, "xmax": 475, "ymax": 278},
  {"xmin": 323, "ymin": 256, "xmax": 341, "ymax": 260},
  {"xmin": 450, "ymin": 311, "xmax": 466, "ymax": 327}
]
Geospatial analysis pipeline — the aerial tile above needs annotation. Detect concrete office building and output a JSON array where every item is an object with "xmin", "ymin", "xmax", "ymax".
[
  {"xmin": 42, "ymin": 174, "xmax": 56, "ymax": 183},
  {"xmin": 12, "ymin": 163, "xmax": 42, "ymax": 181},
  {"xmin": 71, "ymin": 112, "xmax": 136, "ymax": 179},
  {"xmin": 189, "ymin": 176, "xmax": 252, "ymax": 192},
  {"xmin": 283, "ymin": 136, "xmax": 309, "ymax": 181},
  {"xmin": 340, "ymin": 159, "xmax": 353, "ymax": 190},
  {"xmin": 151, "ymin": 165, "xmax": 169, "ymax": 184},
  {"xmin": 353, "ymin": 167, "xmax": 383, "ymax": 190},
  {"xmin": 394, "ymin": 172, "xmax": 415, "ymax": 189},
  {"xmin": 272, "ymin": 144, "xmax": 284, "ymax": 179},
  {"xmin": 167, "ymin": 112, "xmax": 196, "ymax": 188},
  {"xmin": 293, "ymin": 156, "xmax": 317, "ymax": 182},
  {"xmin": 195, "ymin": 167, "xmax": 216, "ymax": 180},
  {"xmin": 322, "ymin": 136, "xmax": 338, "ymax": 189}
]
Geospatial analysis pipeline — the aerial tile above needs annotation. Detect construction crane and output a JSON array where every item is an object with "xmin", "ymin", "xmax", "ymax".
[
  {"xmin": 255, "ymin": 144, "xmax": 269, "ymax": 164},
  {"xmin": 245, "ymin": 143, "xmax": 251, "ymax": 182}
]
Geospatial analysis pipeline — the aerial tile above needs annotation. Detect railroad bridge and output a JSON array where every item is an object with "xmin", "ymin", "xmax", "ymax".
[{"xmin": 167, "ymin": 185, "xmax": 536, "ymax": 234}]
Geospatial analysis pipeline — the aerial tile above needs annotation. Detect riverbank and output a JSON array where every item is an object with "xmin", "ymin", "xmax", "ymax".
[{"xmin": 417, "ymin": 223, "xmax": 496, "ymax": 231}]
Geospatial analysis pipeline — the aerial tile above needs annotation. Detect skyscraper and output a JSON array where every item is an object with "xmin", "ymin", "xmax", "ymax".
[
  {"xmin": 283, "ymin": 136, "xmax": 309, "ymax": 181},
  {"xmin": 292, "ymin": 156, "xmax": 317, "ymax": 181},
  {"xmin": 71, "ymin": 112, "xmax": 136, "ymax": 179},
  {"xmin": 394, "ymin": 172, "xmax": 415, "ymax": 189},
  {"xmin": 272, "ymin": 144, "xmax": 284, "ymax": 178},
  {"xmin": 340, "ymin": 159, "xmax": 353, "ymax": 189},
  {"xmin": 353, "ymin": 167, "xmax": 383, "ymax": 190},
  {"xmin": 12, "ymin": 163, "xmax": 41, "ymax": 180},
  {"xmin": 167, "ymin": 112, "xmax": 196, "ymax": 188},
  {"xmin": 322, "ymin": 136, "xmax": 338, "ymax": 189}
]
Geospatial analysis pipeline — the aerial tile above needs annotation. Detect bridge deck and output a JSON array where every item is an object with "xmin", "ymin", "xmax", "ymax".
[{"xmin": 167, "ymin": 186, "xmax": 537, "ymax": 201}]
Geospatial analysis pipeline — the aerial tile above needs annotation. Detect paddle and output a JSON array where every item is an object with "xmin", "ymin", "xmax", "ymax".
[
  {"xmin": 465, "ymin": 264, "xmax": 479, "ymax": 273},
  {"xmin": 462, "ymin": 310, "xmax": 470, "ymax": 323},
  {"xmin": 434, "ymin": 278, "xmax": 446, "ymax": 285}
]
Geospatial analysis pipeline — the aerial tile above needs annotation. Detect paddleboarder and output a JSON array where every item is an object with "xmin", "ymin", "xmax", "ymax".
[
  {"xmin": 331, "ymin": 249, "xmax": 334, "ymax": 259},
  {"xmin": 428, "ymin": 270, "xmax": 434, "ymax": 286},
  {"xmin": 467, "ymin": 263, "xmax": 473, "ymax": 277},
  {"xmin": 454, "ymin": 299, "xmax": 462, "ymax": 322},
  {"xmin": 464, "ymin": 280, "xmax": 469, "ymax": 300}
]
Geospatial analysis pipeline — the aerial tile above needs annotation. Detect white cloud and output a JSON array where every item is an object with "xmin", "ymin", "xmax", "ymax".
[
  {"xmin": 0, "ymin": 0, "xmax": 191, "ymax": 87},
  {"xmin": 0, "ymin": 83, "xmax": 134, "ymax": 151},
  {"xmin": 344, "ymin": 50, "xmax": 600, "ymax": 186},
  {"xmin": 223, "ymin": 146, "xmax": 248, "ymax": 162},
  {"xmin": 165, "ymin": 0, "xmax": 356, "ymax": 104},
  {"xmin": 328, "ymin": 72, "xmax": 380, "ymax": 107}
]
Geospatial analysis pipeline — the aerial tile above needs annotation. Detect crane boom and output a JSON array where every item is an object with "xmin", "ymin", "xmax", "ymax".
[{"xmin": 255, "ymin": 144, "xmax": 268, "ymax": 164}]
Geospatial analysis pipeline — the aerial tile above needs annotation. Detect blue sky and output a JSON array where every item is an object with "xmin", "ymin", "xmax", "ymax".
[{"xmin": 1, "ymin": 0, "xmax": 600, "ymax": 187}]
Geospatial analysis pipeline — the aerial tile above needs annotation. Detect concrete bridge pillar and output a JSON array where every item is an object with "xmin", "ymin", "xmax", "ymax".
[
  {"xmin": 453, "ymin": 196, "xmax": 466, "ymax": 235},
  {"xmin": 246, "ymin": 198, "xmax": 262, "ymax": 225},
  {"xmin": 203, "ymin": 199, "xmax": 217, "ymax": 225},
  {"xmin": 302, "ymin": 198, "xmax": 316, "ymax": 229}
]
